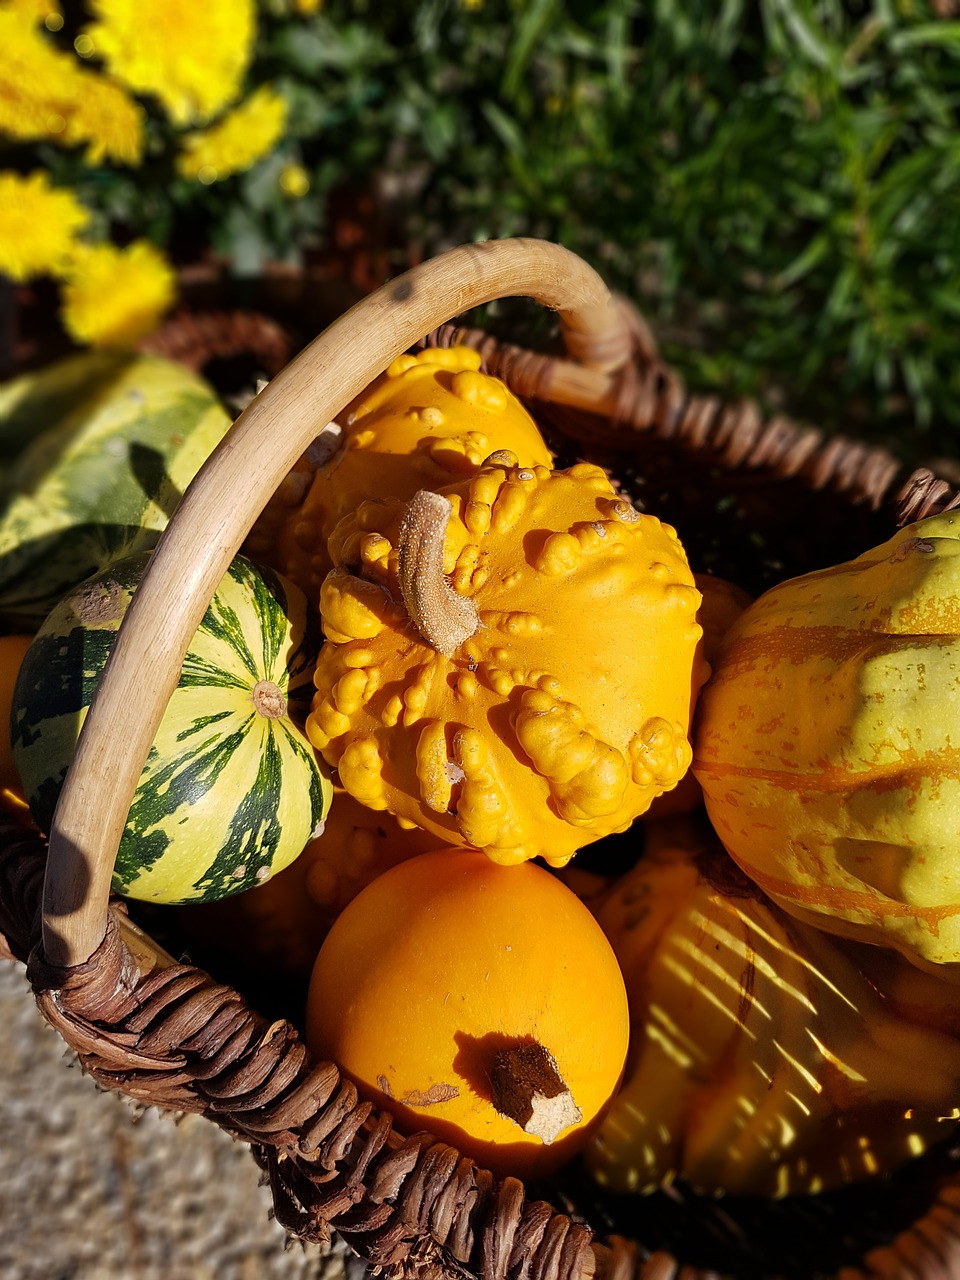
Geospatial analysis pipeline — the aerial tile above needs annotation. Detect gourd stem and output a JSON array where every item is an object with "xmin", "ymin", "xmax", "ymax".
[
  {"xmin": 397, "ymin": 490, "xmax": 479, "ymax": 657},
  {"xmin": 252, "ymin": 680, "xmax": 286, "ymax": 719},
  {"xmin": 490, "ymin": 1041, "xmax": 582, "ymax": 1145}
]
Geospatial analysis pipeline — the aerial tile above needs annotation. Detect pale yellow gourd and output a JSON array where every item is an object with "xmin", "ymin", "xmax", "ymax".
[
  {"xmin": 693, "ymin": 512, "xmax": 960, "ymax": 972},
  {"xmin": 307, "ymin": 454, "xmax": 706, "ymax": 867},
  {"xmin": 584, "ymin": 815, "xmax": 960, "ymax": 1197}
]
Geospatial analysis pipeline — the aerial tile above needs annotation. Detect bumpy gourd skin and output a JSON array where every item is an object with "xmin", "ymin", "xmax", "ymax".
[
  {"xmin": 247, "ymin": 346, "xmax": 553, "ymax": 603},
  {"xmin": 307, "ymin": 455, "xmax": 706, "ymax": 867},
  {"xmin": 584, "ymin": 816, "xmax": 960, "ymax": 1198},
  {"xmin": 693, "ymin": 512, "xmax": 960, "ymax": 971}
]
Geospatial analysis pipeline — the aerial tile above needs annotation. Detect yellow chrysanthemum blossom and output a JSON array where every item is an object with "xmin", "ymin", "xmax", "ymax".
[
  {"xmin": 0, "ymin": 171, "xmax": 90, "ymax": 282},
  {"xmin": 279, "ymin": 162, "xmax": 310, "ymax": 199},
  {"xmin": 0, "ymin": 7, "xmax": 143, "ymax": 164},
  {"xmin": 61, "ymin": 71, "xmax": 143, "ymax": 166},
  {"xmin": 60, "ymin": 240, "xmax": 177, "ymax": 347},
  {"xmin": 82, "ymin": 0, "xmax": 256, "ymax": 126},
  {"xmin": 177, "ymin": 86, "xmax": 287, "ymax": 184},
  {"xmin": 4, "ymin": 0, "xmax": 61, "ymax": 22}
]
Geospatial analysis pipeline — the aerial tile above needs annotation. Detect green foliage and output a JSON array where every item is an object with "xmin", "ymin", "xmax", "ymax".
[
  {"xmin": 13, "ymin": 2, "xmax": 960, "ymax": 460},
  {"xmin": 254, "ymin": 0, "xmax": 960, "ymax": 461}
]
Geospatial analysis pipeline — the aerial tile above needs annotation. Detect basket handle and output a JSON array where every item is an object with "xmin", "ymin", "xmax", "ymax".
[{"xmin": 41, "ymin": 238, "xmax": 632, "ymax": 969}]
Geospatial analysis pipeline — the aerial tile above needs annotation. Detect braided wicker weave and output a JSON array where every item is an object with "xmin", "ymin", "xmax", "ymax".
[{"xmin": 3, "ymin": 239, "xmax": 960, "ymax": 1280}]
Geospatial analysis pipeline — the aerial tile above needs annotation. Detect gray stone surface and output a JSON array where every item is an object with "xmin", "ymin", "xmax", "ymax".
[{"xmin": 0, "ymin": 958, "xmax": 354, "ymax": 1280}]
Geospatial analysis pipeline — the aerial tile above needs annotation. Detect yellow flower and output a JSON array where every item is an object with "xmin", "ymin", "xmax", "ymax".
[
  {"xmin": 177, "ymin": 86, "xmax": 287, "ymax": 184},
  {"xmin": 82, "ymin": 0, "xmax": 256, "ymax": 126},
  {"xmin": 4, "ymin": 0, "xmax": 61, "ymax": 22},
  {"xmin": 60, "ymin": 241, "xmax": 177, "ymax": 347},
  {"xmin": 63, "ymin": 72, "xmax": 144, "ymax": 166},
  {"xmin": 293, "ymin": 0, "xmax": 322, "ymax": 13},
  {"xmin": 0, "ymin": 7, "xmax": 143, "ymax": 164},
  {"xmin": 0, "ymin": 171, "xmax": 89, "ymax": 282},
  {"xmin": 279, "ymin": 163, "xmax": 310, "ymax": 199}
]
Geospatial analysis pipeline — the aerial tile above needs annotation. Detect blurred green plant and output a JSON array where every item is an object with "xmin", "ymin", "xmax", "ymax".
[
  {"xmin": 3, "ymin": 1, "xmax": 960, "ymax": 460},
  {"xmin": 282, "ymin": 0, "xmax": 960, "ymax": 460}
]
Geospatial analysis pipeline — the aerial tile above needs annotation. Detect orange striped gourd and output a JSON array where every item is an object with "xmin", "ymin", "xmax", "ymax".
[{"xmin": 693, "ymin": 512, "xmax": 960, "ymax": 971}]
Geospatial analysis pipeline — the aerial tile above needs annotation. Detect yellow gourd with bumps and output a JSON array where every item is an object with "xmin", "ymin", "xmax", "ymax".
[
  {"xmin": 307, "ymin": 454, "xmax": 706, "ymax": 867},
  {"xmin": 247, "ymin": 347, "xmax": 553, "ymax": 602}
]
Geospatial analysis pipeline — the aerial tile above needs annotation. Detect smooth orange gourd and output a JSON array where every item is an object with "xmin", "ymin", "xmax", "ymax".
[
  {"xmin": 0, "ymin": 634, "xmax": 32, "ymax": 820},
  {"xmin": 306, "ymin": 848, "xmax": 630, "ymax": 1179},
  {"xmin": 307, "ymin": 455, "xmax": 707, "ymax": 866},
  {"xmin": 693, "ymin": 571, "xmax": 753, "ymax": 660},
  {"xmin": 246, "ymin": 347, "xmax": 553, "ymax": 602}
]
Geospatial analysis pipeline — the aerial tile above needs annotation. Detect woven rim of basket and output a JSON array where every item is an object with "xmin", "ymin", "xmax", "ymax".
[
  {"xmin": 4, "ymin": 295, "xmax": 960, "ymax": 1280},
  {"xmin": 138, "ymin": 307, "xmax": 296, "ymax": 377}
]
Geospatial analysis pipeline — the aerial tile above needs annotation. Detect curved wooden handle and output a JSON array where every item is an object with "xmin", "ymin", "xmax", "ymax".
[{"xmin": 41, "ymin": 238, "xmax": 631, "ymax": 968}]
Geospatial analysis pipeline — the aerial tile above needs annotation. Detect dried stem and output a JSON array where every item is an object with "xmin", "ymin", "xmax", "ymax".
[
  {"xmin": 397, "ymin": 490, "xmax": 480, "ymax": 657},
  {"xmin": 490, "ymin": 1042, "xmax": 583, "ymax": 1145},
  {"xmin": 252, "ymin": 679, "xmax": 286, "ymax": 719}
]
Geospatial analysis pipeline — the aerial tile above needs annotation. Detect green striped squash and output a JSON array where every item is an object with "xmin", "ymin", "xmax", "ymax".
[
  {"xmin": 11, "ymin": 553, "xmax": 333, "ymax": 904},
  {"xmin": 0, "ymin": 351, "xmax": 233, "ymax": 629}
]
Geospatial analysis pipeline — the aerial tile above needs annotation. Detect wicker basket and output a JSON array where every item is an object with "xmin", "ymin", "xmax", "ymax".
[{"xmin": 2, "ymin": 238, "xmax": 960, "ymax": 1280}]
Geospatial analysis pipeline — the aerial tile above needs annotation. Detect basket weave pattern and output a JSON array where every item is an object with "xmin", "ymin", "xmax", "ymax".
[{"xmin": 4, "ymin": 242, "xmax": 960, "ymax": 1280}]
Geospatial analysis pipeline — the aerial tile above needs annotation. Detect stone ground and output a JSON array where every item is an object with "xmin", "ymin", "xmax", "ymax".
[{"xmin": 0, "ymin": 959, "xmax": 363, "ymax": 1280}]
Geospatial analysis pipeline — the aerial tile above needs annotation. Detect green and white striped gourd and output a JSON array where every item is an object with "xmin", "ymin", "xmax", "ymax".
[
  {"xmin": 11, "ymin": 553, "xmax": 332, "ymax": 904},
  {"xmin": 0, "ymin": 351, "xmax": 232, "ymax": 628}
]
